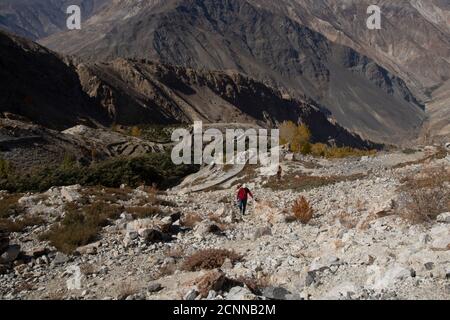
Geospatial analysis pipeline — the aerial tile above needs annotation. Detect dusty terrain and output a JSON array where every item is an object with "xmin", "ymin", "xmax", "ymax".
[{"xmin": 1, "ymin": 147, "xmax": 449, "ymax": 300}]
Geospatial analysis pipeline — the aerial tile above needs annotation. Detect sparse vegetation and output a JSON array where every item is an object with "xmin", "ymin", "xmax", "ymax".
[
  {"xmin": 116, "ymin": 281, "xmax": 139, "ymax": 300},
  {"xmin": 265, "ymin": 173, "xmax": 366, "ymax": 192},
  {"xmin": 126, "ymin": 206, "xmax": 162, "ymax": 219},
  {"xmin": 337, "ymin": 211, "xmax": 359, "ymax": 229},
  {"xmin": 182, "ymin": 249, "xmax": 242, "ymax": 271},
  {"xmin": 0, "ymin": 158, "xmax": 11, "ymax": 179},
  {"xmin": 279, "ymin": 121, "xmax": 311, "ymax": 154},
  {"xmin": 311, "ymin": 145, "xmax": 376, "ymax": 159},
  {"xmin": 130, "ymin": 126, "xmax": 142, "ymax": 137},
  {"xmin": 0, "ymin": 194, "xmax": 23, "ymax": 219},
  {"xmin": 0, "ymin": 152, "xmax": 199, "ymax": 193},
  {"xmin": 291, "ymin": 196, "xmax": 314, "ymax": 224},
  {"xmin": 279, "ymin": 122, "xmax": 375, "ymax": 158},
  {"xmin": 0, "ymin": 215, "xmax": 45, "ymax": 233},
  {"xmin": 40, "ymin": 202, "xmax": 122, "ymax": 253},
  {"xmin": 397, "ymin": 165, "xmax": 450, "ymax": 224}
]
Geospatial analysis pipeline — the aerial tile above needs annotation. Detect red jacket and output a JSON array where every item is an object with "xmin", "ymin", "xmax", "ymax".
[{"xmin": 237, "ymin": 188, "xmax": 253, "ymax": 201}]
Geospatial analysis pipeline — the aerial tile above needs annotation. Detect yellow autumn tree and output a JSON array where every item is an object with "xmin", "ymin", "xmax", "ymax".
[
  {"xmin": 130, "ymin": 126, "xmax": 142, "ymax": 137},
  {"xmin": 279, "ymin": 121, "xmax": 311, "ymax": 154}
]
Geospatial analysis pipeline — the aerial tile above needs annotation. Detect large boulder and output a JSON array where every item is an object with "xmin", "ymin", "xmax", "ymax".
[
  {"xmin": 367, "ymin": 263, "xmax": 413, "ymax": 291},
  {"xmin": 262, "ymin": 286, "xmax": 299, "ymax": 300},
  {"xmin": 194, "ymin": 220, "xmax": 222, "ymax": 239},
  {"xmin": 192, "ymin": 270, "xmax": 226, "ymax": 298},
  {"xmin": 436, "ymin": 212, "xmax": 450, "ymax": 224},
  {"xmin": 253, "ymin": 201, "xmax": 286, "ymax": 225},
  {"xmin": 429, "ymin": 225, "xmax": 450, "ymax": 250},
  {"xmin": 226, "ymin": 286, "xmax": 258, "ymax": 300},
  {"xmin": 0, "ymin": 244, "xmax": 20, "ymax": 264}
]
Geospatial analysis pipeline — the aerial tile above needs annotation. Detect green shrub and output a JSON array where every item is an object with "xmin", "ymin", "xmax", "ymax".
[
  {"xmin": 310, "ymin": 144, "xmax": 376, "ymax": 158},
  {"xmin": 0, "ymin": 158, "xmax": 11, "ymax": 179},
  {"xmin": 0, "ymin": 152, "xmax": 198, "ymax": 193},
  {"xmin": 0, "ymin": 215, "xmax": 45, "ymax": 233}
]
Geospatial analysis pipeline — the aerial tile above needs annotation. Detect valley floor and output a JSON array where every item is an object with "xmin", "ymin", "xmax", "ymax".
[{"xmin": 0, "ymin": 148, "xmax": 449, "ymax": 300}]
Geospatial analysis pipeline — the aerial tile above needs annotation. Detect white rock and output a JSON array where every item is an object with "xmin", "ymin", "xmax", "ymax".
[
  {"xmin": 429, "ymin": 225, "xmax": 450, "ymax": 250},
  {"xmin": 60, "ymin": 185, "xmax": 81, "ymax": 203},
  {"xmin": 226, "ymin": 287, "xmax": 257, "ymax": 300},
  {"xmin": 323, "ymin": 282, "xmax": 358, "ymax": 300},
  {"xmin": 367, "ymin": 264, "xmax": 412, "ymax": 291},
  {"xmin": 436, "ymin": 212, "xmax": 450, "ymax": 224},
  {"xmin": 126, "ymin": 219, "xmax": 154, "ymax": 232},
  {"xmin": 309, "ymin": 255, "xmax": 341, "ymax": 272}
]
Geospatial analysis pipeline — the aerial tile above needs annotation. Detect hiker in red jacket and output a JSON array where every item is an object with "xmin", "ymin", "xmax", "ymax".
[{"xmin": 236, "ymin": 184, "xmax": 254, "ymax": 215}]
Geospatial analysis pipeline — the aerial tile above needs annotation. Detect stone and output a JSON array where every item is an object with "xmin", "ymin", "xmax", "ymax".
[
  {"xmin": 126, "ymin": 219, "xmax": 154, "ymax": 232},
  {"xmin": 184, "ymin": 288, "xmax": 199, "ymax": 300},
  {"xmin": 120, "ymin": 213, "xmax": 133, "ymax": 221},
  {"xmin": 424, "ymin": 262, "xmax": 434, "ymax": 271},
  {"xmin": 309, "ymin": 255, "xmax": 341, "ymax": 272},
  {"xmin": 194, "ymin": 221, "xmax": 221, "ymax": 238},
  {"xmin": 126, "ymin": 231, "xmax": 139, "ymax": 240},
  {"xmin": 193, "ymin": 270, "xmax": 226, "ymax": 298},
  {"xmin": 28, "ymin": 246, "xmax": 48, "ymax": 258},
  {"xmin": 226, "ymin": 286, "xmax": 258, "ymax": 300},
  {"xmin": 252, "ymin": 226, "xmax": 272, "ymax": 240},
  {"xmin": 285, "ymin": 153, "xmax": 294, "ymax": 161},
  {"xmin": 60, "ymin": 185, "xmax": 81, "ymax": 203},
  {"xmin": 262, "ymin": 286, "xmax": 292, "ymax": 300},
  {"xmin": 0, "ymin": 245, "xmax": 20, "ymax": 264},
  {"xmin": 221, "ymin": 258, "xmax": 233, "ymax": 270},
  {"xmin": 296, "ymin": 272, "xmax": 316, "ymax": 287},
  {"xmin": 207, "ymin": 290, "xmax": 217, "ymax": 300},
  {"xmin": 436, "ymin": 212, "xmax": 450, "ymax": 224},
  {"xmin": 53, "ymin": 252, "xmax": 69, "ymax": 265},
  {"xmin": 161, "ymin": 216, "xmax": 173, "ymax": 225},
  {"xmin": 147, "ymin": 282, "xmax": 163, "ymax": 293},
  {"xmin": 429, "ymin": 225, "xmax": 450, "ymax": 250},
  {"xmin": 367, "ymin": 264, "xmax": 412, "ymax": 291},
  {"xmin": 143, "ymin": 229, "xmax": 164, "ymax": 243},
  {"xmin": 324, "ymin": 282, "xmax": 358, "ymax": 300},
  {"xmin": 76, "ymin": 241, "xmax": 101, "ymax": 255}
]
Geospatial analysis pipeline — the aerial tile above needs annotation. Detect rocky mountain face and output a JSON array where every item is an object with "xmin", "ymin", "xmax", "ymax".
[
  {"xmin": 0, "ymin": 1, "xmax": 448, "ymax": 144},
  {"xmin": 0, "ymin": 30, "xmax": 372, "ymax": 151},
  {"xmin": 256, "ymin": 0, "xmax": 450, "ymax": 99},
  {"xmin": 0, "ymin": 0, "xmax": 108, "ymax": 40},
  {"xmin": 0, "ymin": 30, "xmax": 109, "ymax": 130},
  {"xmin": 36, "ymin": 0, "xmax": 430, "ymax": 144}
]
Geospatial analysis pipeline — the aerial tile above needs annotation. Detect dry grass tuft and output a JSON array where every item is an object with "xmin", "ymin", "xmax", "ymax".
[
  {"xmin": 0, "ymin": 194, "xmax": 23, "ymax": 219},
  {"xmin": 126, "ymin": 206, "xmax": 162, "ymax": 219},
  {"xmin": 291, "ymin": 196, "xmax": 314, "ymax": 224},
  {"xmin": 397, "ymin": 165, "xmax": 450, "ymax": 224},
  {"xmin": 40, "ymin": 201, "xmax": 122, "ymax": 254},
  {"xmin": 182, "ymin": 249, "xmax": 242, "ymax": 272},
  {"xmin": 265, "ymin": 173, "xmax": 365, "ymax": 192},
  {"xmin": 116, "ymin": 281, "xmax": 139, "ymax": 300},
  {"xmin": 337, "ymin": 211, "xmax": 359, "ymax": 229},
  {"xmin": 0, "ymin": 215, "xmax": 45, "ymax": 233}
]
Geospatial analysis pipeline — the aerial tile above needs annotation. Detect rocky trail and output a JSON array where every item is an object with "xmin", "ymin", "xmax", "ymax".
[{"xmin": 0, "ymin": 147, "xmax": 449, "ymax": 300}]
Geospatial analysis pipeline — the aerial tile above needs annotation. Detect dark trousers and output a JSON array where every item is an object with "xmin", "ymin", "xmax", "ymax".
[{"xmin": 238, "ymin": 199, "xmax": 248, "ymax": 215}]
